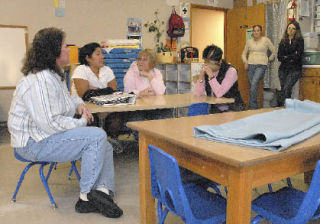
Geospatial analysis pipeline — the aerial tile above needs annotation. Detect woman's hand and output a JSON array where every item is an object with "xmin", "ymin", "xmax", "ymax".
[
  {"xmin": 138, "ymin": 87, "xmax": 154, "ymax": 98},
  {"xmin": 244, "ymin": 62, "xmax": 248, "ymax": 71},
  {"xmin": 139, "ymin": 71, "xmax": 153, "ymax": 82},
  {"xmin": 203, "ymin": 64, "xmax": 215, "ymax": 80},
  {"xmin": 198, "ymin": 68, "xmax": 206, "ymax": 81},
  {"xmin": 77, "ymin": 104, "xmax": 94, "ymax": 124}
]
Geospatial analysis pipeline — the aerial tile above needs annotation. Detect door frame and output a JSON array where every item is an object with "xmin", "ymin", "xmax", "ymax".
[{"xmin": 190, "ymin": 4, "xmax": 227, "ymax": 55}]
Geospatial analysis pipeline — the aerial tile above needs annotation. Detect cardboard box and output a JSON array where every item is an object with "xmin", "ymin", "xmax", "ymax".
[
  {"xmin": 156, "ymin": 52, "xmax": 174, "ymax": 64},
  {"xmin": 67, "ymin": 45, "xmax": 79, "ymax": 64}
]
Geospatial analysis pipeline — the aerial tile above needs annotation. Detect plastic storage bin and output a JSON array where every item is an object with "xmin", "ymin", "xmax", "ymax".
[{"xmin": 302, "ymin": 50, "xmax": 320, "ymax": 65}]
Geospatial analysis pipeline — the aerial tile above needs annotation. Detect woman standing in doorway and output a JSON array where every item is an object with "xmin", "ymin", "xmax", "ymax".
[
  {"xmin": 277, "ymin": 21, "xmax": 304, "ymax": 106},
  {"xmin": 242, "ymin": 25, "xmax": 276, "ymax": 109}
]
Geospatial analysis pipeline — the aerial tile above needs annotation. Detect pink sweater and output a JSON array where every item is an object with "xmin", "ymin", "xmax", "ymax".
[
  {"xmin": 194, "ymin": 67, "xmax": 238, "ymax": 97},
  {"xmin": 124, "ymin": 61, "xmax": 166, "ymax": 95}
]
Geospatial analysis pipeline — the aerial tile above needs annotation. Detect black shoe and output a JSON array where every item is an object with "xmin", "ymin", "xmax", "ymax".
[
  {"xmin": 87, "ymin": 190, "xmax": 123, "ymax": 218},
  {"xmin": 75, "ymin": 198, "xmax": 99, "ymax": 213}
]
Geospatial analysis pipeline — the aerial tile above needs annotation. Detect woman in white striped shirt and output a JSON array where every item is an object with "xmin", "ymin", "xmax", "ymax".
[{"xmin": 7, "ymin": 27, "xmax": 123, "ymax": 218}]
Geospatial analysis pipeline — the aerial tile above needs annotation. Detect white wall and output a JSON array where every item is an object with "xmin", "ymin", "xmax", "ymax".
[{"xmin": 0, "ymin": 0, "xmax": 233, "ymax": 122}]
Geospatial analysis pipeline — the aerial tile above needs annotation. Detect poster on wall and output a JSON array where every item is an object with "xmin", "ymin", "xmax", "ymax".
[
  {"xmin": 246, "ymin": 28, "xmax": 253, "ymax": 41},
  {"xmin": 54, "ymin": 0, "xmax": 65, "ymax": 17},
  {"xmin": 127, "ymin": 18, "xmax": 142, "ymax": 37}
]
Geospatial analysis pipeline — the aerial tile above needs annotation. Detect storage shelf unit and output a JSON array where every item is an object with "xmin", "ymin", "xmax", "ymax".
[{"xmin": 157, "ymin": 64, "xmax": 192, "ymax": 94}]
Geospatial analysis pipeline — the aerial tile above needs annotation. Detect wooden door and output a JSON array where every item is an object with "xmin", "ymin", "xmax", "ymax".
[{"xmin": 226, "ymin": 4, "xmax": 265, "ymax": 109}]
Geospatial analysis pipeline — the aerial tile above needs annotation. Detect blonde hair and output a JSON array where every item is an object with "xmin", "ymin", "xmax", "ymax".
[{"xmin": 138, "ymin": 49, "xmax": 157, "ymax": 69}]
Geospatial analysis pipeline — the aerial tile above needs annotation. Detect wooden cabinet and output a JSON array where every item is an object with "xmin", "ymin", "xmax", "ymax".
[
  {"xmin": 157, "ymin": 64, "xmax": 191, "ymax": 94},
  {"xmin": 300, "ymin": 68, "xmax": 320, "ymax": 102}
]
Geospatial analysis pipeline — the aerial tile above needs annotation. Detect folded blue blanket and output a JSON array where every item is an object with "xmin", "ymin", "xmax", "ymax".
[{"xmin": 193, "ymin": 99, "xmax": 320, "ymax": 151}]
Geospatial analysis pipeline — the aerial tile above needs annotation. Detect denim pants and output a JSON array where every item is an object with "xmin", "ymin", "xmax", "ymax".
[
  {"xmin": 247, "ymin": 64, "xmax": 267, "ymax": 109},
  {"xmin": 15, "ymin": 127, "xmax": 114, "ymax": 194},
  {"xmin": 278, "ymin": 69, "xmax": 301, "ymax": 106}
]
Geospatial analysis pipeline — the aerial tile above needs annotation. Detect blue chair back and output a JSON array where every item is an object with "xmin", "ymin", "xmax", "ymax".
[
  {"xmin": 251, "ymin": 160, "xmax": 320, "ymax": 224},
  {"xmin": 148, "ymin": 145, "xmax": 191, "ymax": 219},
  {"xmin": 188, "ymin": 103, "xmax": 210, "ymax": 117},
  {"xmin": 295, "ymin": 161, "xmax": 320, "ymax": 222}
]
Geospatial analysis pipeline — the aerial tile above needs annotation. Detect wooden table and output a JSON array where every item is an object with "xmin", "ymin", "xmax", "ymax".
[
  {"xmin": 85, "ymin": 93, "xmax": 234, "ymax": 114},
  {"xmin": 127, "ymin": 108, "xmax": 320, "ymax": 224}
]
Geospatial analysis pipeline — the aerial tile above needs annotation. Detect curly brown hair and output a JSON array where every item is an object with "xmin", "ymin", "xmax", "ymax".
[{"xmin": 21, "ymin": 27, "xmax": 65, "ymax": 80}]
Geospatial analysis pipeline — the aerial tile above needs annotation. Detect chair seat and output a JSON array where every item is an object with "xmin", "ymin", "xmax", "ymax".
[
  {"xmin": 252, "ymin": 187, "xmax": 305, "ymax": 222},
  {"xmin": 14, "ymin": 150, "xmax": 47, "ymax": 163},
  {"xmin": 184, "ymin": 183, "xmax": 226, "ymax": 222}
]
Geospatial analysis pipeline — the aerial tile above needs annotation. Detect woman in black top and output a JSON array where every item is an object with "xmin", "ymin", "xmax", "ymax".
[{"xmin": 277, "ymin": 21, "xmax": 304, "ymax": 106}]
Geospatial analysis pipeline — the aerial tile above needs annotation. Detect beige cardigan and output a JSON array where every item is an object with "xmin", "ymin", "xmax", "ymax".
[{"xmin": 242, "ymin": 36, "xmax": 276, "ymax": 65}]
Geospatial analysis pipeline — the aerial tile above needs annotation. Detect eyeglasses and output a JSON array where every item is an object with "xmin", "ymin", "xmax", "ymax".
[{"xmin": 137, "ymin": 57, "xmax": 149, "ymax": 62}]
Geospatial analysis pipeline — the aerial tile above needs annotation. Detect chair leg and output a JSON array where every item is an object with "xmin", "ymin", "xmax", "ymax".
[
  {"xmin": 250, "ymin": 215, "xmax": 263, "ymax": 224},
  {"xmin": 286, "ymin": 177, "xmax": 293, "ymax": 188},
  {"xmin": 45, "ymin": 163, "xmax": 55, "ymax": 182},
  {"xmin": 157, "ymin": 201, "xmax": 169, "ymax": 224},
  {"xmin": 39, "ymin": 163, "xmax": 57, "ymax": 208},
  {"xmin": 71, "ymin": 161, "xmax": 81, "ymax": 181},
  {"xmin": 12, "ymin": 162, "xmax": 36, "ymax": 202},
  {"xmin": 68, "ymin": 165, "xmax": 74, "ymax": 180},
  {"xmin": 68, "ymin": 161, "xmax": 81, "ymax": 181}
]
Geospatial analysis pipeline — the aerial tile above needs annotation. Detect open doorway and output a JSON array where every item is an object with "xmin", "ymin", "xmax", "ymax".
[{"xmin": 190, "ymin": 4, "xmax": 226, "ymax": 62}]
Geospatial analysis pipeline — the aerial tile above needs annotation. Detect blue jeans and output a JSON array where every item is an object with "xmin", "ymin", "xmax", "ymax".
[
  {"xmin": 247, "ymin": 64, "xmax": 267, "ymax": 109},
  {"xmin": 278, "ymin": 69, "xmax": 301, "ymax": 106},
  {"xmin": 15, "ymin": 127, "xmax": 114, "ymax": 194}
]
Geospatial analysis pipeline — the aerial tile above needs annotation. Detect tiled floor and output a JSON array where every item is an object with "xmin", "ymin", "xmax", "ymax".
[{"xmin": 0, "ymin": 126, "xmax": 319, "ymax": 224}]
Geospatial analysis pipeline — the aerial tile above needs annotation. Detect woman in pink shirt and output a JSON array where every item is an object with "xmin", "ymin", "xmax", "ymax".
[
  {"xmin": 124, "ymin": 49, "xmax": 166, "ymax": 97},
  {"xmin": 123, "ymin": 49, "xmax": 171, "ymax": 139},
  {"xmin": 194, "ymin": 44, "xmax": 245, "ymax": 112}
]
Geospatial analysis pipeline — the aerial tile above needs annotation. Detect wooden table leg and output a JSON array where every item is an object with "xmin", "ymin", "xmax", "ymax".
[
  {"xmin": 139, "ymin": 133, "xmax": 155, "ymax": 224},
  {"xmin": 226, "ymin": 168, "xmax": 253, "ymax": 224}
]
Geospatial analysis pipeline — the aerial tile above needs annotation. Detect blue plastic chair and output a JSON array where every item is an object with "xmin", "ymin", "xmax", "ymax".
[
  {"xmin": 12, "ymin": 149, "xmax": 80, "ymax": 208},
  {"xmin": 148, "ymin": 144, "xmax": 226, "ymax": 224},
  {"xmin": 251, "ymin": 160, "xmax": 320, "ymax": 224},
  {"xmin": 187, "ymin": 103, "xmax": 210, "ymax": 117}
]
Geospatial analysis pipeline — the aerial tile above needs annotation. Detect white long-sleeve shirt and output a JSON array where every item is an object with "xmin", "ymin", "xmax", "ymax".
[{"xmin": 8, "ymin": 69, "xmax": 87, "ymax": 148}]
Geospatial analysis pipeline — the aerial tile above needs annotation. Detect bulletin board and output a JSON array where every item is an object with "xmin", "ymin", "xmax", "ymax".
[{"xmin": 0, "ymin": 25, "xmax": 29, "ymax": 89}]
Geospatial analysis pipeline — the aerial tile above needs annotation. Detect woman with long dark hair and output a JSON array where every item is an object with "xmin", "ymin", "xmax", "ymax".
[
  {"xmin": 277, "ymin": 21, "xmax": 304, "ymax": 106},
  {"xmin": 72, "ymin": 42, "xmax": 125, "ymax": 153},
  {"xmin": 194, "ymin": 44, "xmax": 245, "ymax": 112},
  {"xmin": 8, "ymin": 28, "xmax": 123, "ymax": 218}
]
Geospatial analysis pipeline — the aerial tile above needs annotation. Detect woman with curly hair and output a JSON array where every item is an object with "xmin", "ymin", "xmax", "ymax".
[
  {"xmin": 277, "ymin": 21, "xmax": 304, "ymax": 106},
  {"xmin": 8, "ymin": 27, "xmax": 123, "ymax": 218}
]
